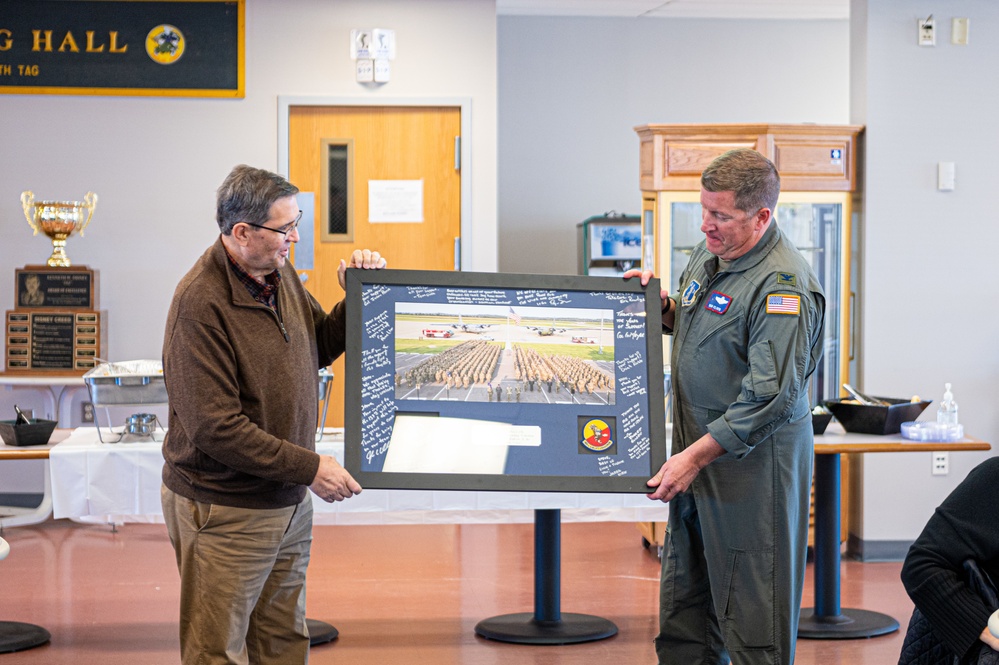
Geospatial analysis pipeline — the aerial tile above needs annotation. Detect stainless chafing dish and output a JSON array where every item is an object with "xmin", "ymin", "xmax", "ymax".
[
  {"xmin": 83, "ymin": 359, "xmax": 167, "ymax": 405},
  {"xmin": 83, "ymin": 362, "xmax": 333, "ymax": 442},
  {"xmin": 83, "ymin": 360, "xmax": 167, "ymax": 443}
]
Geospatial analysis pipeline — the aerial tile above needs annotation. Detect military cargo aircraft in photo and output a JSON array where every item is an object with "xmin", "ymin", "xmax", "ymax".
[
  {"xmin": 451, "ymin": 314, "xmax": 493, "ymax": 334},
  {"xmin": 527, "ymin": 319, "xmax": 567, "ymax": 336}
]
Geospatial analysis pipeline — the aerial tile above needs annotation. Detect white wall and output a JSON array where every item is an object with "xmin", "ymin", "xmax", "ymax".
[
  {"xmin": 500, "ymin": 11, "xmax": 998, "ymax": 550},
  {"xmin": 5, "ymin": 3, "xmax": 994, "ymax": 546},
  {"xmin": 0, "ymin": 0, "xmax": 498, "ymax": 364},
  {"xmin": 851, "ymin": 0, "xmax": 999, "ymax": 545},
  {"xmin": 0, "ymin": 0, "xmax": 497, "ymax": 498},
  {"xmin": 497, "ymin": 16, "xmax": 851, "ymax": 276}
]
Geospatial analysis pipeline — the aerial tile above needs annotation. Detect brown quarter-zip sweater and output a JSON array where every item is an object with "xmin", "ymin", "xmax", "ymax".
[{"xmin": 161, "ymin": 237, "xmax": 346, "ymax": 509}]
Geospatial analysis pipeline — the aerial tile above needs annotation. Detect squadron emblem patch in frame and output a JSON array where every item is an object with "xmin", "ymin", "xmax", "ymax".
[{"xmin": 578, "ymin": 417, "xmax": 616, "ymax": 454}]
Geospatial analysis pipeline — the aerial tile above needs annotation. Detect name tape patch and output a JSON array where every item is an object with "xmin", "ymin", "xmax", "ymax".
[{"xmin": 704, "ymin": 290, "xmax": 733, "ymax": 315}]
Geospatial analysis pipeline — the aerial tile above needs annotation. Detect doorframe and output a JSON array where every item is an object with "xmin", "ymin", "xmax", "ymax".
[{"xmin": 277, "ymin": 95, "xmax": 473, "ymax": 270}]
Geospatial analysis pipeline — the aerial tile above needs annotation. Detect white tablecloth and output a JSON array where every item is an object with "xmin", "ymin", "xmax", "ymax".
[{"xmin": 49, "ymin": 428, "xmax": 668, "ymax": 524}]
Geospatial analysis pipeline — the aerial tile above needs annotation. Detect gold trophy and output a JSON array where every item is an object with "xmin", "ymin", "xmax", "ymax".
[{"xmin": 21, "ymin": 191, "xmax": 98, "ymax": 267}]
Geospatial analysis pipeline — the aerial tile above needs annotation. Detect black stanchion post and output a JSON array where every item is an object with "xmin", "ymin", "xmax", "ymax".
[
  {"xmin": 474, "ymin": 508, "xmax": 618, "ymax": 645},
  {"xmin": 798, "ymin": 454, "xmax": 899, "ymax": 639}
]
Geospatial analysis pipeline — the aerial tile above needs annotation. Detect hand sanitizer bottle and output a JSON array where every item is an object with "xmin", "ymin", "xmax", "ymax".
[{"xmin": 936, "ymin": 383, "xmax": 959, "ymax": 425}]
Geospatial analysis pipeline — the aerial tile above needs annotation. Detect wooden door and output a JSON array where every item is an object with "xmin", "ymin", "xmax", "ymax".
[{"xmin": 289, "ymin": 105, "xmax": 461, "ymax": 427}]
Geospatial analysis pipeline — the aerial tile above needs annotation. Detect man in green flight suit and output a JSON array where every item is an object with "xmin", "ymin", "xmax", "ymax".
[{"xmin": 628, "ymin": 148, "xmax": 825, "ymax": 665}]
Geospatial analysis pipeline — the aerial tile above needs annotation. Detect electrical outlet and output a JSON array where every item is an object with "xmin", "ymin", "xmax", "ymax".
[
  {"xmin": 81, "ymin": 401, "xmax": 95, "ymax": 423},
  {"xmin": 932, "ymin": 451, "xmax": 949, "ymax": 476},
  {"xmin": 952, "ymin": 17, "xmax": 970, "ymax": 45},
  {"xmin": 918, "ymin": 16, "xmax": 936, "ymax": 47}
]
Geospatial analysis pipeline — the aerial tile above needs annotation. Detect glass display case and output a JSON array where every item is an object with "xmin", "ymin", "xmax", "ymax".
[
  {"xmin": 635, "ymin": 123, "xmax": 863, "ymax": 406},
  {"xmin": 635, "ymin": 123, "xmax": 864, "ymax": 547},
  {"xmin": 650, "ymin": 192, "xmax": 851, "ymax": 406}
]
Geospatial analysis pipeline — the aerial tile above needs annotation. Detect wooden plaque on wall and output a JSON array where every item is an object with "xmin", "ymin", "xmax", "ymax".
[{"xmin": 5, "ymin": 309, "xmax": 107, "ymax": 373}]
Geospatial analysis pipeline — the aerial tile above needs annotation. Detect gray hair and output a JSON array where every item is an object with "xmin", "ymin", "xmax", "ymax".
[
  {"xmin": 701, "ymin": 149, "xmax": 780, "ymax": 215},
  {"xmin": 216, "ymin": 165, "xmax": 300, "ymax": 235}
]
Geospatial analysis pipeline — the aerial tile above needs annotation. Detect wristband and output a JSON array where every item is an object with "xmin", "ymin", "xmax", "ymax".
[{"xmin": 662, "ymin": 298, "xmax": 672, "ymax": 315}]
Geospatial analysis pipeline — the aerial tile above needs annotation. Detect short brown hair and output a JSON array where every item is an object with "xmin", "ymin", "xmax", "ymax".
[{"xmin": 701, "ymin": 149, "xmax": 780, "ymax": 215}]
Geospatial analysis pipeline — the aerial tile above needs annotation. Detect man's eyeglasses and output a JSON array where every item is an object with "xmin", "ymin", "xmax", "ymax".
[{"xmin": 243, "ymin": 210, "xmax": 303, "ymax": 237}]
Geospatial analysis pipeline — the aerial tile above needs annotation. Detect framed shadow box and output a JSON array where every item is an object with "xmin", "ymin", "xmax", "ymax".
[{"xmin": 343, "ymin": 269, "xmax": 666, "ymax": 493}]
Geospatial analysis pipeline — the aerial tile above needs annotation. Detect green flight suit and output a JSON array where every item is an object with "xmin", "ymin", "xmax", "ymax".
[{"xmin": 656, "ymin": 222, "xmax": 825, "ymax": 665}]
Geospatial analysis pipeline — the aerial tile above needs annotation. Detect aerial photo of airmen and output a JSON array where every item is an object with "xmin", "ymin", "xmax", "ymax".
[{"xmin": 393, "ymin": 304, "xmax": 616, "ymax": 405}]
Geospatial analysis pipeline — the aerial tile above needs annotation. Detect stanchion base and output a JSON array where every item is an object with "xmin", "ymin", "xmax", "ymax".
[
  {"xmin": 798, "ymin": 608, "xmax": 899, "ymax": 639},
  {"xmin": 0, "ymin": 621, "xmax": 51, "ymax": 653},
  {"xmin": 306, "ymin": 618, "xmax": 338, "ymax": 646},
  {"xmin": 475, "ymin": 612, "xmax": 617, "ymax": 645}
]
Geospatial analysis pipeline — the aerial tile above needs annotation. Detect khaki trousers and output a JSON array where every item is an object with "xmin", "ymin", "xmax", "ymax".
[{"xmin": 162, "ymin": 485, "xmax": 314, "ymax": 665}]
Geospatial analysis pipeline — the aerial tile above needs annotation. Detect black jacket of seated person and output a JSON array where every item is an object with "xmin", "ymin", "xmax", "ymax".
[{"xmin": 899, "ymin": 457, "xmax": 999, "ymax": 664}]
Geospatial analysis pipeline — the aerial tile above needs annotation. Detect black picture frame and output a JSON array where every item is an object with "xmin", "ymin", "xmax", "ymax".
[{"xmin": 344, "ymin": 269, "xmax": 666, "ymax": 493}]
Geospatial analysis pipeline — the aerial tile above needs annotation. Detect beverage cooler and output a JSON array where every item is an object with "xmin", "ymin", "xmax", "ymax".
[{"xmin": 635, "ymin": 124, "xmax": 864, "ymax": 407}]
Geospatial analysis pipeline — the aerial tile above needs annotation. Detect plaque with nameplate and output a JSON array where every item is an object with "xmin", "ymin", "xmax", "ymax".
[
  {"xmin": 5, "ymin": 309, "xmax": 107, "ymax": 373},
  {"xmin": 14, "ymin": 266, "xmax": 98, "ymax": 310}
]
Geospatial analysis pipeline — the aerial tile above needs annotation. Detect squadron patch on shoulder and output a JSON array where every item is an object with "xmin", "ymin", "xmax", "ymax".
[
  {"xmin": 777, "ymin": 272, "xmax": 797, "ymax": 287},
  {"xmin": 704, "ymin": 290, "xmax": 733, "ymax": 315},
  {"xmin": 766, "ymin": 293, "xmax": 801, "ymax": 315},
  {"xmin": 681, "ymin": 280, "xmax": 701, "ymax": 307}
]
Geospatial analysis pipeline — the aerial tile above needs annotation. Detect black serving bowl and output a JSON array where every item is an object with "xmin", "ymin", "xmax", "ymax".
[
  {"xmin": 812, "ymin": 411, "xmax": 833, "ymax": 435},
  {"xmin": 0, "ymin": 419, "xmax": 58, "ymax": 447},
  {"xmin": 824, "ymin": 398, "xmax": 931, "ymax": 435}
]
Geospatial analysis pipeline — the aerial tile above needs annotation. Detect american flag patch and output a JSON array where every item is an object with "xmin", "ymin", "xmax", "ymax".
[{"xmin": 766, "ymin": 294, "xmax": 800, "ymax": 315}]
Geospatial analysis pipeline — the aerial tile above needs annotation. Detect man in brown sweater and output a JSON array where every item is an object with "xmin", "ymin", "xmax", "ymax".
[{"xmin": 161, "ymin": 164, "xmax": 385, "ymax": 665}]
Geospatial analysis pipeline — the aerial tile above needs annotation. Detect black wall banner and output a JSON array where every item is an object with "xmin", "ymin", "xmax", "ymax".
[{"xmin": 0, "ymin": 0, "xmax": 244, "ymax": 97}]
